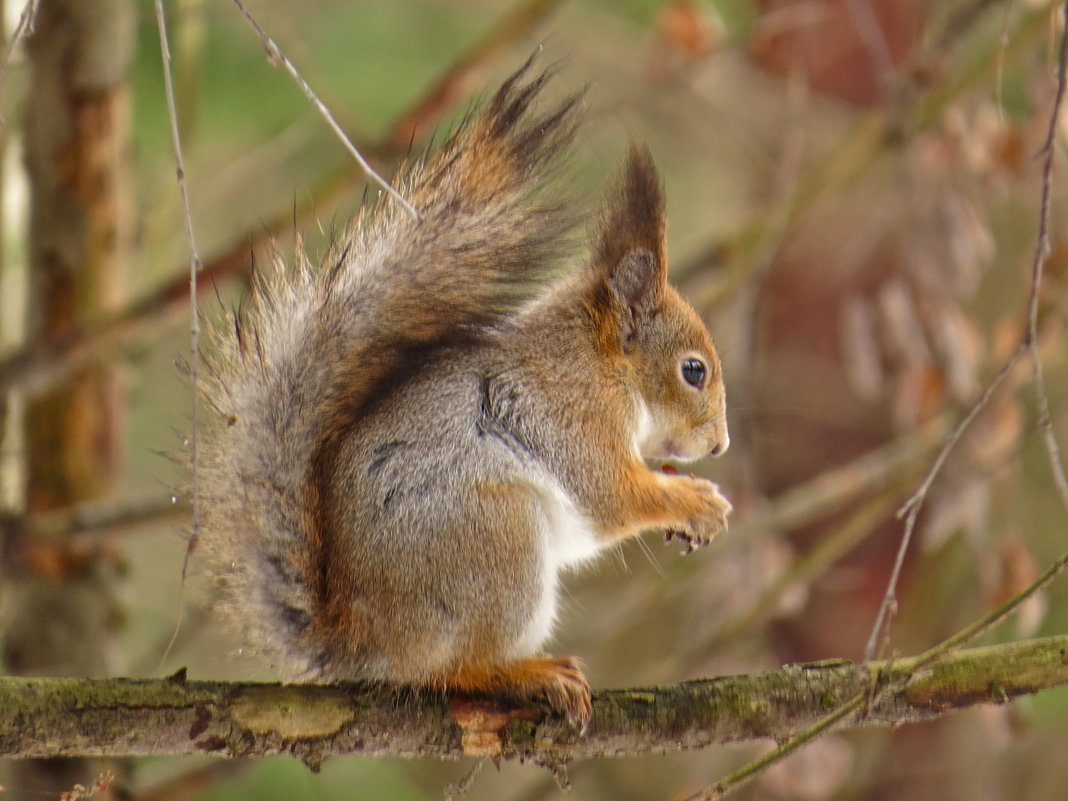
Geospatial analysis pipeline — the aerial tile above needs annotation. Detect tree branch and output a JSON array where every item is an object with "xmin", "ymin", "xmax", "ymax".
[
  {"xmin": 0, "ymin": 0, "xmax": 563, "ymax": 402},
  {"xmin": 2, "ymin": 635, "xmax": 1065, "ymax": 768}
]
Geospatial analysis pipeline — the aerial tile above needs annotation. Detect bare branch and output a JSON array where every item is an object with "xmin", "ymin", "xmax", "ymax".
[
  {"xmin": 0, "ymin": 0, "xmax": 558, "ymax": 402},
  {"xmin": 0, "ymin": 0, "xmax": 41, "ymax": 116},
  {"xmin": 730, "ymin": 416, "xmax": 946, "ymax": 542},
  {"xmin": 153, "ymin": 0, "xmax": 204, "ymax": 668},
  {"xmin": 23, "ymin": 493, "xmax": 184, "ymax": 537},
  {"xmin": 865, "ymin": 0, "xmax": 1068, "ymax": 664},
  {"xmin": 0, "ymin": 636, "xmax": 1064, "ymax": 765},
  {"xmin": 842, "ymin": 0, "xmax": 896, "ymax": 99},
  {"xmin": 1025, "ymin": 1, "xmax": 1068, "ymax": 517},
  {"xmin": 702, "ymin": 491, "xmax": 900, "ymax": 658},
  {"xmin": 913, "ymin": 545, "xmax": 1068, "ymax": 671},
  {"xmin": 681, "ymin": 694, "xmax": 867, "ymax": 801},
  {"xmin": 700, "ymin": 543, "xmax": 1068, "ymax": 800},
  {"xmin": 863, "ymin": 343, "xmax": 1026, "ymax": 662},
  {"xmin": 228, "ymin": 0, "xmax": 418, "ymax": 219}
]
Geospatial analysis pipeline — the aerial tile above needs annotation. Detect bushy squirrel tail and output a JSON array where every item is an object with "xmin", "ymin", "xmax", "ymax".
[{"xmin": 198, "ymin": 59, "xmax": 582, "ymax": 674}]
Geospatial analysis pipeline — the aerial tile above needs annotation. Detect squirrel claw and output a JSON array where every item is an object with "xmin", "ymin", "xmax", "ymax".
[
  {"xmin": 659, "ymin": 471, "xmax": 731, "ymax": 554},
  {"xmin": 664, "ymin": 527, "xmax": 711, "ymax": 554},
  {"xmin": 450, "ymin": 657, "xmax": 592, "ymax": 732},
  {"xmin": 539, "ymin": 656, "xmax": 592, "ymax": 730}
]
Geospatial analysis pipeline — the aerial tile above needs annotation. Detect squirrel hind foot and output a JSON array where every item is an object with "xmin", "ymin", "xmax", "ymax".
[{"xmin": 442, "ymin": 656, "xmax": 592, "ymax": 729}]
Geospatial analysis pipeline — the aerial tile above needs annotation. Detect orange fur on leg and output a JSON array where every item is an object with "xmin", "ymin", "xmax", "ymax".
[{"xmin": 439, "ymin": 656, "xmax": 592, "ymax": 728}]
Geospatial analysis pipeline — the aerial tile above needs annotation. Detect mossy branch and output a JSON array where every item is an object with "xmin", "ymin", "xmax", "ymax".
[{"xmin": 2, "ymin": 635, "xmax": 1065, "ymax": 770}]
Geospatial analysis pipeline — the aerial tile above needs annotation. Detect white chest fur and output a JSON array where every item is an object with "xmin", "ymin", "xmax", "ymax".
[{"xmin": 512, "ymin": 476, "xmax": 604, "ymax": 656}]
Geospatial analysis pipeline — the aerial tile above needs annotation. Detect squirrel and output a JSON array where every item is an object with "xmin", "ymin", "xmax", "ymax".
[{"xmin": 198, "ymin": 59, "xmax": 731, "ymax": 728}]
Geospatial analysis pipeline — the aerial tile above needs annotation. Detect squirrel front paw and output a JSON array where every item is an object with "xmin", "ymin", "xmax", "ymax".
[{"xmin": 662, "ymin": 471, "xmax": 731, "ymax": 553}]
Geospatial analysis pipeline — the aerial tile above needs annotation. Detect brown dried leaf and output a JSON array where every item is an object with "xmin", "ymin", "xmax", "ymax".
[
  {"xmin": 964, "ymin": 395, "xmax": 1024, "ymax": 472},
  {"xmin": 842, "ymin": 294, "xmax": 885, "ymax": 400},
  {"xmin": 647, "ymin": 1, "xmax": 722, "ymax": 80},
  {"xmin": 922, "ymin": 477, "xmax": 989, "ymax": 552},
  {"xmin": 891, "ymin": 366, "xmax": 945, "ymax": 429},
  {"xmin": 877, "ymin": 278, "xmax": 930, "ymax": 371},
  {"xmin": 928, "ymin": 304, "xmax": 981, "ymax": 403},
  {"xmin": 943, "ymin": 194, "xmax": 995, "ymax": 294},
  {"xmin": 989, "ymin": 536, "xmax": 1046, "ymax": 637}
]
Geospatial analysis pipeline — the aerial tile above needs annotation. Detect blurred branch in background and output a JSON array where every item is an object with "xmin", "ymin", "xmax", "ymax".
[
  {"xmin": 3, "ymin": 2, "xmax": 136, "ymax": 801},
  {"xmin": 1, "ymin": 0, "xmax": 1045, "ymax": 406},
  {"xmin": 386, "ymin": 0, "xmax": 566, "ymax": 149},
  {"xmin": 867, "ymin": 0, "xmax": 1068, "ymax": 664},
  {"xmin": 678, "ymin": 1, "xmax": 1053, "ymax": 297},
  {"xmin": 228, "ymin": 0, "xmax": 417, "ymax": 217},
  {"xmin": 0, "ymin": 0, "xmax": 38, "ymax": 96},
  {"xmin": 0, "ymin": 0, "xmax": 566, "ymax": 404}
]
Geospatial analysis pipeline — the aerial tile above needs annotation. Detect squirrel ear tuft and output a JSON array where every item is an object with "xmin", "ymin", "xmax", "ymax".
[
  {"xmin": 592, "ymin": 144, "xmax": 667, "ymax": 273},
  {"xmin": 592, "ymin": 144, "xmax": 668, "ymax": 340},
  {"xmin": 607, "ymin": 249, "xmax": 660, "ymax": 340}
]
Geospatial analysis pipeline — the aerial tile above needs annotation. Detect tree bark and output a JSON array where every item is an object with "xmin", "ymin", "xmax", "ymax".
[
  {"xmin": 4, "ymin": 1, "xmax": 135, "ymax": 797},
  {"xmin": 0, "ymin": 635, "xmax": 1064, "ymax": 770}
]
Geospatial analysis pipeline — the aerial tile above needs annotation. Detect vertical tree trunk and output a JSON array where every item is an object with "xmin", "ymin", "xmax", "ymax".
[
  {"xmin": 0, "ymin": 0, "xmax": 7, "ymax": 442},
  {"xmin": 4, "ymin": 1, "xmax": 134, "ymax": 797}
]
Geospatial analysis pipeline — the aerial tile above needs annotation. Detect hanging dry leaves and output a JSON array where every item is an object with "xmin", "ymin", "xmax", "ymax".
[{"xmin": 648, "ymin": 0, "xmax": 723, "ymax": 80}]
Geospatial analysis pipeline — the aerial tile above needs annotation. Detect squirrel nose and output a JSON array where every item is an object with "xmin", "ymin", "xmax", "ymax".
[{"xmin": 709, "ymin": 432, "xmax": 730, "ymax": 457}]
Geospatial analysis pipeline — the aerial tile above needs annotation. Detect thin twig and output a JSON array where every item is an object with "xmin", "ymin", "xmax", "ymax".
[
  {"xmin": 680, "ymin": 0, "xmax": 1051, "ymax": 297},
  {"xmin": 154, "ymin": 0, "xmax": 201, "ymax": 669},
  {"xmin": 229, "ymin": 0, "xmax": 418, "ymax": 219},
  {"xmin": 0, "ymin": 0, "xmax": 560, "ymax": 403},
  {"xmin": 700, "ymin": 491, "xmax": 900, "ymax": 658},
  {"xmin": 23, "ymin": 493, "xmax": 187, "ymax": 540},
  {"xmin": 682, "ymin": 9, "xmax": 1068, "ymax": 795},
  {"xmin": 689, "ymin": 537, "xmax": 1068, "ymax": 801},
  {"xmin": 681, "ymin": 694, "xmax": 867, "ymax": 801},
  {"xmin": 444, "ymin": 757, "xmax": 487, "ymax": 801},
  {"xmin": 129, "ymin": 762, "xmax": 249, "ymax": 801},
  {"xmin": 912, "ymin": 545, "xmax": 1068, "ymax": 671},
  {"xmin": 842, "ymin": 0, "xmax": 896, "ymax": 99},
  {"xmin": 995, "ymin": 0, "xmax": 1013, "ymax": 123},
  {"xmin": 710, "ymin": 415, "xmax": 949, "ymax": 552},
  {"xmin": 0, "ymin": 208, "xmax": 267, "ymax": 400},
  {"xmin": 863, "ymin": 342, "xmax": 1026, "ymax": 663},
  {"xmin": 0, "ymin": 0, "xmax": 41, "ymax": 120},
  {"xmin": 864, "ymin": 0, "xmax": 1068, "ymax": 665},
  {"xmin": 1025, "ymin": 0, "xmax": 1068, "ymax": 517}
]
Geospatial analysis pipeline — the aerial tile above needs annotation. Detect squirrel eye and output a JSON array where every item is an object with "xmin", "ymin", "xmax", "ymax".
[{"xmin": 681, "ymin": 358, "xmax": 706, "ymax": 389}]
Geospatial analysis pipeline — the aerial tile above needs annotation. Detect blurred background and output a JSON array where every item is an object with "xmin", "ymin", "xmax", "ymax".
[{"xmin": 2, "ymin": 0, "xmax": 1068, "ymax": 799}]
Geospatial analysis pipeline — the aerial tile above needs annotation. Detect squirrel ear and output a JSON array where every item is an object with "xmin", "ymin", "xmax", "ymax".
[
  {"xmin": 592, "ymin": 144, "xmax": 668, "ymax": 340},
  {"xmin": 608, "ymin": 248, "xmax": 660, "ymax": 334}
]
